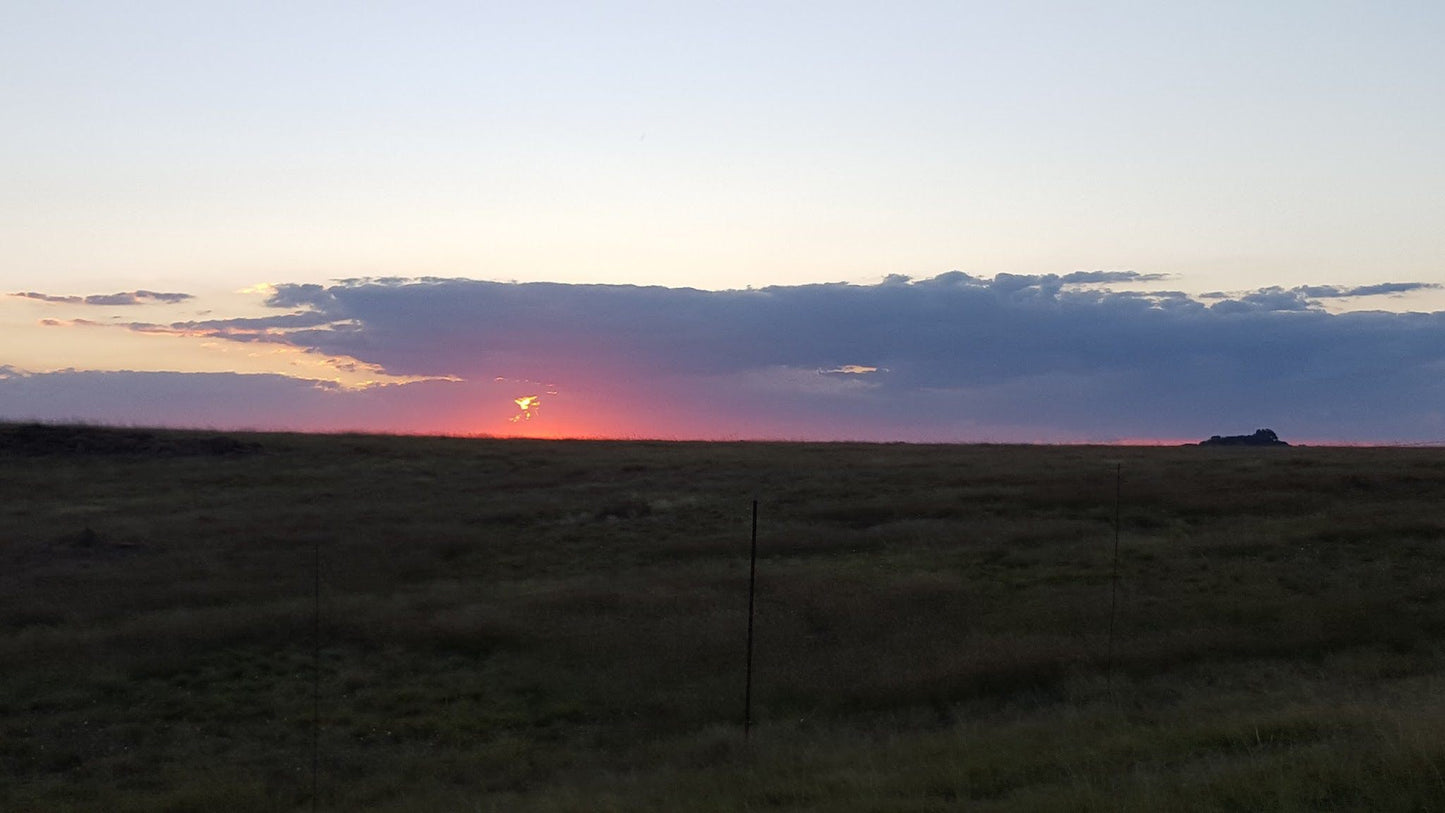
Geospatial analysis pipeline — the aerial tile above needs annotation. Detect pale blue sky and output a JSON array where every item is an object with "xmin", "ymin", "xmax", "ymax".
[{"xmin": 5, "ymin": 1, "xmax": 1442, "ymax": 296}]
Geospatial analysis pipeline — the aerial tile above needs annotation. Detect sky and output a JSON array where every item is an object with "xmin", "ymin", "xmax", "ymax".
[{"xmin": 3, "ymin": 2, "xmax": 1444, "ymax": 443}]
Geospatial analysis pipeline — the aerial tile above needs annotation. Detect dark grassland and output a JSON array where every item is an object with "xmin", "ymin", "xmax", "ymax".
[{"xmin": 4, "ymin": 425, "xmax": 1445, "ymax": 811}]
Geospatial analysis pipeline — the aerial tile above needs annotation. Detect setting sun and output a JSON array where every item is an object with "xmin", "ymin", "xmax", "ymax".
[{"xmin": 509, "ymin": 395, "xmax": 541, "ymax": 423}]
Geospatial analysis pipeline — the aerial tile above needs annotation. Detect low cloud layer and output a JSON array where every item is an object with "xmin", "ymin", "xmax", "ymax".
[
  {"xmin": 0, "ymin": 369, "xmax": 514, "ymax": 435},
  {"xmin": 5, "ymin": 273, "xmax": 1444, "ymax": 442}
]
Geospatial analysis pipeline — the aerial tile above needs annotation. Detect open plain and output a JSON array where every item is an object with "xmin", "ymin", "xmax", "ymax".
[{"xmin": 4, "ymin": 424, "xmax": 1445, "ymax": 811}]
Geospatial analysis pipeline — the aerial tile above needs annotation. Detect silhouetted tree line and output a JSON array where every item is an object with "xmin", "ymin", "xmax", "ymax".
[{"xmin": 1198, "ymin": 428, "xmax": 1289, "ymax": 447}]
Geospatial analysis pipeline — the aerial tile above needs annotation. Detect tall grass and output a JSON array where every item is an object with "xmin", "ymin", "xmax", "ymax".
[{"xmin": 4, "ymin": 426, "xmax": 1445, "ymax": 809}]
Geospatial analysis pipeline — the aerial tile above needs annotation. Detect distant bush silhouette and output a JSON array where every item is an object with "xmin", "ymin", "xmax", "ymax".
[{"xmin": 1198, "ymin": 428, "xmax": 1289, "ymax": 447}]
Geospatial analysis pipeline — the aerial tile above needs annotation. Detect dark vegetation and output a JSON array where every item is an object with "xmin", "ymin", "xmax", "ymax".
[
  {"xmin": 3, "ymin": 423, "xmax": 1445, "ymax": 810},
  {"xmin": 1198, "ymin": 428, "xmax": 1290, "ymax": 447},
  {"xmin": 0, "ymin": 422, "xmax": 260, "ymax": 457}
]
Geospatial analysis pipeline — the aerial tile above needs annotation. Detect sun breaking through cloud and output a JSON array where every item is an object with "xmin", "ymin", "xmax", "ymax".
[{"xmin": 510, "ymin": 395, "xmax": 541, "ymax": 423}]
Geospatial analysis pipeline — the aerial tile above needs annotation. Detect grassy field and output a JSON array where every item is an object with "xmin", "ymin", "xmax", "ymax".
[{"xmin": 4, "ymin": 423, "xmax": 1445, "ymax": 811}]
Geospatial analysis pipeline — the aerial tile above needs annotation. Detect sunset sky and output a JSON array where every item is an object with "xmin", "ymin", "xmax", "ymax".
[{"xmin": 4, "ymin": 2, "xmax": 1444, "ymax": 442}]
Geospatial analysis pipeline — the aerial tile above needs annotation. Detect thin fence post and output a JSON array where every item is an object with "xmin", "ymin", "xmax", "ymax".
[
  {"xmin": 1106, "ymin": 462, "xmax": 1121, "ymax": 695},
  {"xmin": 744, "ymin": 499, "xmax": 758, "ymax": 740}
]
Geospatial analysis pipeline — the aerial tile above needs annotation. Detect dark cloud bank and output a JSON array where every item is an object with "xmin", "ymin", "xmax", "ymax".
[{"xmin": 5, "ymin": 273, "xmax": 1444, "ymax": 442}]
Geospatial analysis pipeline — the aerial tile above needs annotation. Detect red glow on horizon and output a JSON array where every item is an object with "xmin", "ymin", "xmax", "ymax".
[
  {"xmin": 496, "ymin": 401, "xmax": 608, "ymax": 439},
  {"xmin": 474, "ymin": 390, "xmax": 621, "ymax": 439}
]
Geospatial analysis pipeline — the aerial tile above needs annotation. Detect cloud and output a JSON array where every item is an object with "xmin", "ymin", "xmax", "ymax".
[
  {"xmin": 1208, "ymin": 287, "xmax": 1316, "ymax": 314},
  {"xmin": 1299, "ymin": 282, "xmax": 1441, "ymax": 298},
  {"xmin": 242, "ymin": 272, "xmax": 1206, "ymax": 388},
  {"xmin": 10, "ymin": 273, "xmax": 1445, "ymax": 442},
  {"xmin": 102, "ymin": 310, "xmax": 344, "ymax": 343},
  {"xmin": 821, "ymin": 365, "xmax": 883, "ymax": 375},
  {"xmin": 0, "ymin": 369, "xmax": 516, "ymax": 435},
  {"xmin": 14, "ymin": 290, "xmax": 194, "ymax": 305},
  {"xmin": 1204, "ymin": 282, "xmax": 1441, "ymax": 308},
  {"xmin": 38, "ymin": 318, "xmax": 106, "ymax": 328},
  {"xmin": 158, "ymin": 273, "xmax": 1440, "ymax": 441},
  {"xmin": 1059, "ymin": 270, "xmax": 1171, "ymax": 284},
  {"xmin": 15, "ymin": 292, "xmax": 84, "ymax": 304}
]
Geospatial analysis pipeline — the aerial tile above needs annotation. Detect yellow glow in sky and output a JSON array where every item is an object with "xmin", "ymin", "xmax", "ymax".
[{"xmin": 509, "ymin": 395, "xmax": 541, "ymax": 422}]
